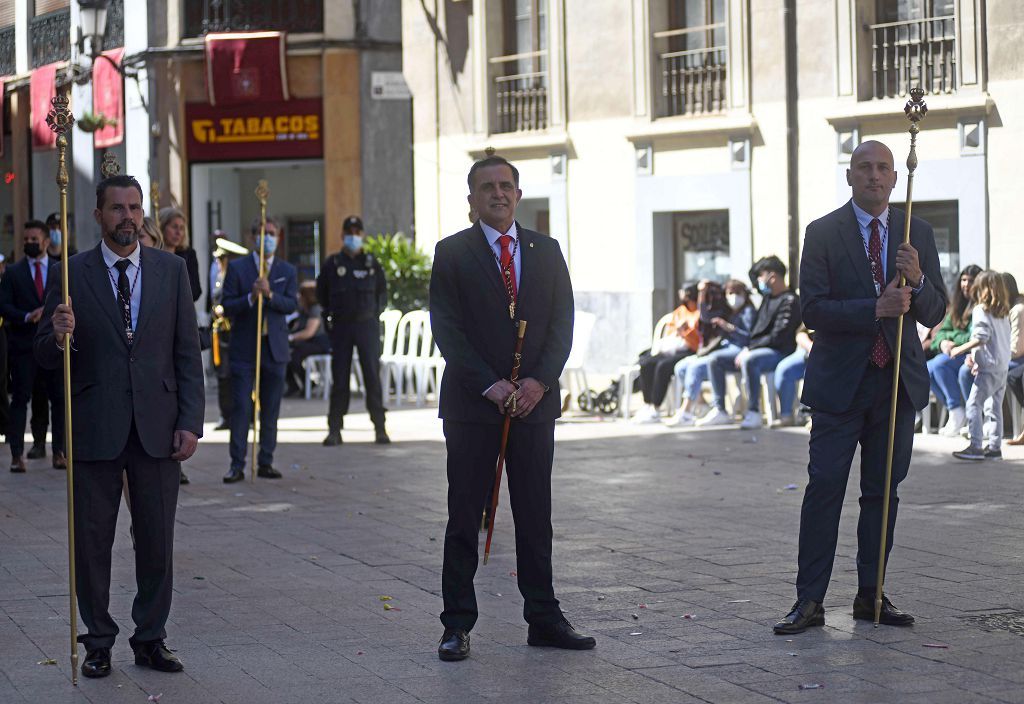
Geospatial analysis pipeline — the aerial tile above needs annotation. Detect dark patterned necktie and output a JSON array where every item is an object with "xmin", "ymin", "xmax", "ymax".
[
  {"xmin": 868, "ymin": 219, "xmax": 892, "ymax": 367},
  {"xmin": 114, "ymin": 259, "xmax": 132, "ymax": 334}
]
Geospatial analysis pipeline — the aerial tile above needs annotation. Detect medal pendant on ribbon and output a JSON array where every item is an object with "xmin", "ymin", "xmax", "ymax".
[
  {"xmin": 509, "ymin": 301, "xmax": 515, "ymax": 320},
  {"xmin": 126, "ymin": 328, "xmax": 134, "ymax": 345}
]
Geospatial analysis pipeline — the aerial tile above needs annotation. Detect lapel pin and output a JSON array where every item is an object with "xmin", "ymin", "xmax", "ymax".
[{"xmin": 529, "ymin": 242, "xmax": 534, "ymax": 248}]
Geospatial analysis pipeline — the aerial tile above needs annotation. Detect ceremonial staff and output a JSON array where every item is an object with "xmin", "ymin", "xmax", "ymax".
[
  {"xmin": 250, "ymin": 180, "xmax": 270, "ymax": 481},
  {"xmin": 874, "ymin": 87, "xmax": 928, "ymax": 626},
  {"xmin": 482, "ymin": 319, "xmax": 527, "ymax": 565},
  {"xmin": 46, "ymin": 90, "xmax": 79, "ymax": 685}
]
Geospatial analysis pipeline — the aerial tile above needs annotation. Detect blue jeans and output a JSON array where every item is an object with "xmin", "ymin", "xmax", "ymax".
[
  {"xmin": 739, "ymin": 348, "xmax": 786, "ymax": 409},
  {"xmin": 957, "ymin": 360, "xmax": 974, "ymax": 406},
  {"xmin": 775, "ymin": 348, "xmax": 808, "ymax": 417},
  {"xmin": 706, "ymin": 345, "xmax": 743, "ymax": 410},
  {"xmin": 927, "ymin": 353, "xmax": 966, "ymax": 410},
  {"xmin": 676, "ymin": 343, "xmax": 740, "ymax": 402}
]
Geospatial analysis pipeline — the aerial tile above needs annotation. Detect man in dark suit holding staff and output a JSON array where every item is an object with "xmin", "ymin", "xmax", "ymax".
[
  {"xmin": 429, "ymin": 155, "xmax": 595, "ymax": 661},
  {"xmin": 773, "ymin": 141, "xmax": 947, "ymax": 635},
  {"xmin": 35, "ymin": 174, "xmax": 205, "ymax": 678}
]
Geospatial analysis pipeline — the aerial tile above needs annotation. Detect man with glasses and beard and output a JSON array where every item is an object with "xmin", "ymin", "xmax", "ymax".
[{"xmin": 34, "ymin": 174, "xmax": 205, "ymax": 679}]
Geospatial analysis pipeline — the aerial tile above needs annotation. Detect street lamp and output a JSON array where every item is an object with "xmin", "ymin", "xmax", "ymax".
[{"xmin": 78, "ymin": 0, "xmax": 111, "ymax": 60}]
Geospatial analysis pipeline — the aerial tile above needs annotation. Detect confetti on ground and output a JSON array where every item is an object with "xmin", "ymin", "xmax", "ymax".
[
  {"xmin": 37, "ymin": 658, "xmax": 57, "ymax": 665},
  {"xmin": 638, "ymin": 604, "xmax": 647, "ymax": 609},
  {"xmin": 681, "ymin": 614, "xmax": 697, "ymax": 619},
  {"xmin": 631, "ymin": 613, "xmax": 639, "ymax": 620},
  {"xmin": 799, "ymin": 684, "xmax": 824, "ymax": 690},
  {"xmin": 597, "ymin": 595, "xmax": 606, "ymax": 601},
  {"xmin": 787, "ymin": 652, "xmax": 798, "ymax": 656},
  {"xmin": 378, "ymin": 596, "xmax": 393, "ymax": 601},
  {"xmin": 148, "ymin": 695, "xmax": 163, "ymax": 702},
  {"xmin": 727, "ymin": 599, "xmax": 751, "ymax": 603},
  {"xmin": 783, "ymin": 484, "xmax": 799, "ymax": 491},
  {"xmin": 383, "ymin": 603, "xmax": 401, "ymax": 611},
  {"xmin": 629, "ymin": 632, "xmax": 642, "ymax": 636},
  {"xmin": 495, "ymin": 593, "xmax": 502, "ymax": 597},
  {"xmin": 923, "ymin": 643, "xmax": 950, "ymax": 649}
]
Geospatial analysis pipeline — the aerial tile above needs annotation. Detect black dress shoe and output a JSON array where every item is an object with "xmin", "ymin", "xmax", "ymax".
[
  {"xmin": 437, "ymin": 629, "xmax": 470, "ymax": 661},
  {"xmin": 132, "ymin": 640, "xmax": 184, "ymax": 672},
  {"xmin": 322, "ymin": 431, "xmax": 342, "ymax": 446},
  {"xmin": 81, "ymin": 647, "xmax": 112, "ymax": 678},
  {"xmin": 179, "ymin": 469, "xmax": 190, "ymax": 485},
  {"xmin": 52, "ymin": 453, "xmax": 67, "ymax": 470},
  {"xmin": 374, "ymin": 429, "xmax": 391, "ymax": 444},
  {"xmin": 10, "ymin": 457, "xmax": 25, "ymax": 473},
  {"xmin": 26, "ymin": 444, "xmax": 46, "ymax": 460},
  {"xmin": 257, "ymin": 464, "xmax": 282, "ymax": 479},
  {"xmin": 223, "ymin": 467, "xmax": 245, "ymax": 483},
  {"xmin": 853, "ymin": 593, "xmax": 915, "ymax": 626},
  {"xmin": 214, "ymin": 419, "xmax": 230, "ymax": 431},
  {"xmin": 773, "ymin": 599, "xmax": 825, "ymax": 635},
  {"xmin": 527, "ymin": 619, "xmax": 596, "ymax": 650}
]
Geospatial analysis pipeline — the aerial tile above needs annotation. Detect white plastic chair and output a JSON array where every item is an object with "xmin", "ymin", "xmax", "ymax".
[
  {"xmin": 303, "ymin": 354, "xmax": 333, "ymax": 400},
  {"xmin": 618, "ymin": 313, "xmax": 674, "ymax": 419},
  {"xmin": 560, "ymin": 311, "xmax": 597, "ymax": 411},
  {"xmin": 382, "ymin": 310, "xmax": 431, "ymax": 406}
]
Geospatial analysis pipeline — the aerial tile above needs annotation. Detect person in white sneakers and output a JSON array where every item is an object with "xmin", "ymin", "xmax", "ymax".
[
  {"xmin": 670, "ymin": 280, "xmax": 754, "ymax": 426},
  {"xmin": 700, "ymin": 257, "xmax": 801, "ymax": 429},
  {"xmin": 926, "ymin": 264, "xmax": 980, "ymax": 435}
]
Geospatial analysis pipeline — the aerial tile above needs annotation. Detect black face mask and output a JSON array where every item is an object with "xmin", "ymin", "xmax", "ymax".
[{"xmin": 23, "ymin": 242, "xmax": 42, "ymax": 259}]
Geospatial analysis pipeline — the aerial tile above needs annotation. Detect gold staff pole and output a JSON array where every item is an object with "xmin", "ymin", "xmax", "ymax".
[
  {"xmin": 150, "ymin": 180, "xmax": 160, "ymax": 219},
  {"xmin": 46, "ymin": 90, "xmax": 79, "ymax": 684},
  {"xmin": 250, "ymin": 180, "xmax": 270, "ymax": 481},
  {"xmin": 874, "ymin": 87, "xmax": 928, "ymax": 626}
]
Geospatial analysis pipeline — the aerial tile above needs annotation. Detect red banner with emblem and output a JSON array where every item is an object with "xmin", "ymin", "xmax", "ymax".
[
  {"xmin": 205, "ymin": 31, "xmax": 290, "ymax": 107},
  {"xmin": 93, "ymin": 48, "xmax": 125, "ymax": 149},
  {"xmin": 31, "ymin": 64, "xmax": 58, "ymax": 150},
  {"xmin": 185, "ymin": 98, "xmax": 322, "ymax": 162}
]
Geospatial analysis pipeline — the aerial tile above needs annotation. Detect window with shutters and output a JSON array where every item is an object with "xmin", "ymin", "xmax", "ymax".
[
  {"xmin": 0, "ymin": 0, "xmax": 14, "ymax": 77},
  {"xmin": 869, "ymin": 0, "xmax": 957, "ymax": 98},
  {"xmin": 490, "ymin": 0, "xmax": 548, "ymax": 134},
  {"xmin": 655, "ymin": 0, "xmax": 727, "ymax": 117}
]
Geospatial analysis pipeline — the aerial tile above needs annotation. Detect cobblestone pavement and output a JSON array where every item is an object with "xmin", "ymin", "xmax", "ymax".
[{"xmin": 1, "ymin": 397, "xmax": 1023, "ymax": 704}]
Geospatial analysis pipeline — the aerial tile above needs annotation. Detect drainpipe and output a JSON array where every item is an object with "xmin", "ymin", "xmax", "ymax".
[{"xmin": 783, "ymin": 0, "xmax": 800, "ymax": 286}]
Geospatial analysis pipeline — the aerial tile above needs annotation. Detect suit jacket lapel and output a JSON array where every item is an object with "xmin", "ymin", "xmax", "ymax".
[
  {"xmin": 515, "ymin": 226, "xmax": 536, "ymax": 318},
  {"xmin": 886, "ymin": 208, "xmax": 903, "ymax": 283},
  {"xmin": 134, "ymin": 246, "xmax": 162, "ymax": 341},
  {"xmin": 838, "ymin": 201, "xmax": 878, "ymax": 298},
  {"xmin": 83, "ymin": 244, "xmax": 130, "ymax": 347},
  {"xmin": 468, "ymin": 222, "xmax": 511, "ymax": 307}
]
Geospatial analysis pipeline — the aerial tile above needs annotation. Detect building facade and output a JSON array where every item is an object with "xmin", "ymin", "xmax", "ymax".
[
  {"xmin": 1, "ymin": 0, "xmax": 411, "ymax": 315},
  {"xmin": 403, "ymin": 0, "xmax": 1022, "ymax": 372}
]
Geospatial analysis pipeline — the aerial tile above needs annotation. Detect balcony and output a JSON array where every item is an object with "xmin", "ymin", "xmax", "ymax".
[
  {"xmin": 658, "ymin": 45, "xmax": 727, "ymax": 117},
  {"xmin": 870, "ymin": 15, "xmax": 956, "ymax": 99},
  {"xmin": 0, "ymin": 25, "xmax": 14, "ymax": 77},
  {"xmin": 30, "ymin": 9, "xmax": 70, "ymax": 68},
  {"xmin": 490, "ymin": 50, "xmax": 548, "ymax": 134},
  {"xmin": 183, "ymin": 0, "xmax": 324, "ymax": 38}
]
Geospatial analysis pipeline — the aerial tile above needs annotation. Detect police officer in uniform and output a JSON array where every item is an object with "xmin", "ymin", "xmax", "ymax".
[{"xmin": 317, "ymin": 216, "xmax": 390, "ymax": 445}]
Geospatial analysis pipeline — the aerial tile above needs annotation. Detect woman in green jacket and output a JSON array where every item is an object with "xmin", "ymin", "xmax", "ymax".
[{"xmin": 928, "ymin": 264, "xmax": 981, "ymax": 435}]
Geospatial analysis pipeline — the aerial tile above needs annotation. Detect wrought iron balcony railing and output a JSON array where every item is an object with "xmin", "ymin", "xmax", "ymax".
[
  {"xmin": 183, "ymin": 0, "xmax": 324, "ymax": 38},
  {"xmin": 493, "ymin": 71, "xmax": 548, "ymax": 134},
  {"xmin": 0, "ymin": 25, "xmax": 15, "ymax": 77},
  {"xmin": 658, "ymin": 45, "xmax": 727, "ymax": 117},
  {"xmin": 31, "ymin": 9, "xmax": 71, "ymax": 68},
  {"xmin": 870, "ymin": 15, "xmax": 957, "ymax": 99}
]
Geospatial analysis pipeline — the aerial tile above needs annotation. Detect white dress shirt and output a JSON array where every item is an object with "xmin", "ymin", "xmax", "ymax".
[
  {"xmin": 851, "ymin": 200, "xmax": 890, "ymax": 278},
  {"xmin": 480, "ymin": 220, "xmax": 521, "ymax": 291},
  {"xmin": 100, "ymin": 240, "xmax": 142, "ymax": 330}
]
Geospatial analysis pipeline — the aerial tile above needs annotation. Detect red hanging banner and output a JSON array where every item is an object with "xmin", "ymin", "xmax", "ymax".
[
  {"xmin": 30, "ymin": 64, "xmax": 58, "ymax": 151},
  {"xmin": 205, "ymin": 31, "xmax": 290, "ymax": 107},
  {"xmin": 93, "ymin": 48, "xmax": 125, "ymax": 149}
]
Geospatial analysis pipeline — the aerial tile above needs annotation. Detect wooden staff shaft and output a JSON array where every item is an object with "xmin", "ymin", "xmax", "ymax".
[{"xmin": 483, "ymin": 320, "xmax": 527, "ymax": 565}]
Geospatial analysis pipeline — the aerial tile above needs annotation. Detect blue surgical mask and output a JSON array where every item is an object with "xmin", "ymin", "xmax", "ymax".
[
  {"xmin": 50, "ymin": 228, "xmax": 62, "ymax": 246},
  {"xmin": 344, "ymin": 234, "xmax": 363, "ymax": 251},
  {"xmin": 757, "ymin": 280, "xmax": 771, "ymax": 296},
  {"xmin": 259, "ymin": 235, "xmax": 277, "ymax": 255}
]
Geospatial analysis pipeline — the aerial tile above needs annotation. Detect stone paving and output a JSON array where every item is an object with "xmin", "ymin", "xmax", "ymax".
[{"xmin": 1, "ymin": 395, "xmax": 1023, "ymax": 704}]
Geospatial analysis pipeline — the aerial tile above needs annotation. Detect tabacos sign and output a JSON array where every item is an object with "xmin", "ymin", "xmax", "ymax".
[{"xmin": 185, "ymin": 98, "xmax": 323, "ymax": 161}]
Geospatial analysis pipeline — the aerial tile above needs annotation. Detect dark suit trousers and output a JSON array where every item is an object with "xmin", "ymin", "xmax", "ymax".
[
  {"xmin": 74, "ymin": 425, "xmax": 180, "ymax": 651},
  {"xmin": 797, "ymin": 364, "xmax": 916, "ymax": 602},
  {"xmin": 7, "ymin": 351, "xmax": 64, "ymax": 458},
  {"xmin": 441, "ymin": 420, "xmax": 561, "ymax": 632},
  {"xmin": 229, "ymin": 342, "xmax": 286, "ymax": 470},
  {"xmin": 328, "ymin": 320, "xmax": 386, "ymax": 431},
  {"xmin": 31, "ymin": 372, "xmax": 50, "ymax": 444},
  {"xmin": 0, "ymin": 328, "xmax": 9, "ymax": 436}
]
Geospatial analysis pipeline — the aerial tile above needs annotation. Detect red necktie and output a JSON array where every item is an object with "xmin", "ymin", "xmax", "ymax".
[
  {"xmin": 34, "ymin": 261, "xmax": 44, "ymax": 301},
  {"xmin": 868, "ymin": 218, "xmax": 892, "ymax": 367},
  {"xmin": 498, "ymin": 234, "xmax": 517, "ymax": 300}
]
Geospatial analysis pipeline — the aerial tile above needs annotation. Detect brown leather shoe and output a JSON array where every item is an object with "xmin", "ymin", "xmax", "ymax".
[
  {"xmin": 10, "ymin": 457, "xmax": 26, "ymax": 473},
  {"xmin": 52, "ymin": 453, "xmax": 67, "ymax": 470}
]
